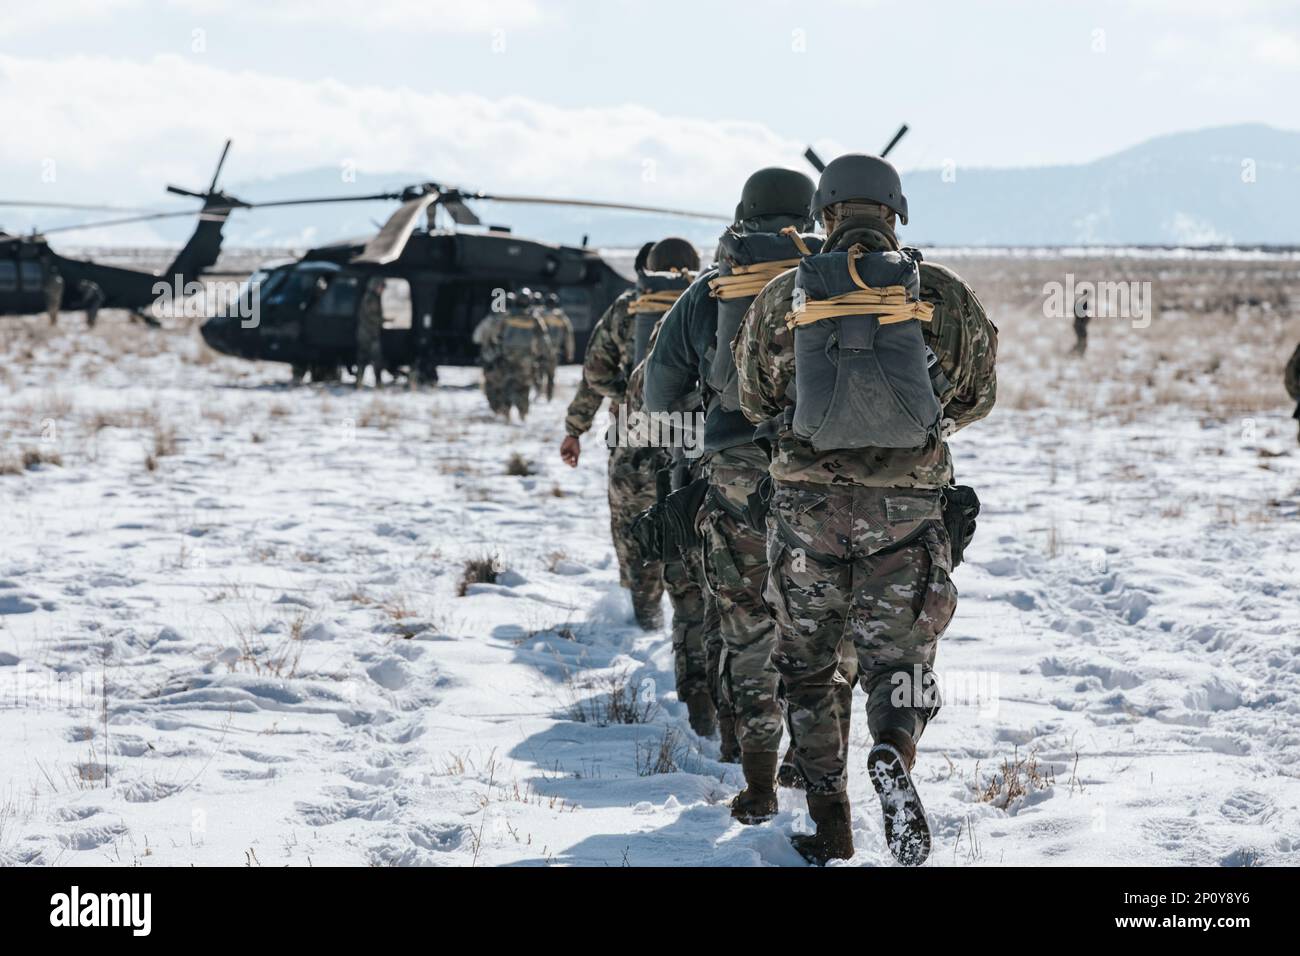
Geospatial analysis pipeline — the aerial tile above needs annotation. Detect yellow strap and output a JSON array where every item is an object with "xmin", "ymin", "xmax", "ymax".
[
  {"xmin": 627, "ymin": 289, "xmax": 686, "ymax": 314},
  {"xmin": 504, "ymin": 316, "xmax": 540, "ymax": 329},
  {"xmin": 708, "ymin": 259, "xmax": 802, "ymax": 300},
  {"xmin": 785, "ymin": 287, "xmax": 934, "ymax": 330},
  {"xmin": 780, "ymin": 226, "xmax": 812, "ymax": 257}
]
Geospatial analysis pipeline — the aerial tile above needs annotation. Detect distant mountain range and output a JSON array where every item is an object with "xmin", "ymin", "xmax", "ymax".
[{"xmin": 15, "ymin": 124, "xmax": 1300, "ymax": 249}]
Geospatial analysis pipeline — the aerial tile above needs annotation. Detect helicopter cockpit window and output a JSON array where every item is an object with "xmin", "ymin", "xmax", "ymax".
[
  {"xmin": 380, "ymin": 277, "xmax": 412, "ymax": 329},
  {"xmin": 262, "ymin": 264, "xmax": 339, "ymax": 311},
  {"xmin": 314, "ymin": 274, "xmax": 360, "ymax": 319},
  {"xmin": 19, "ymin": 262, "xmax": 42, "ymax": 291},
  {"xmin": 0, "ymin": 261, "xmax": 15, "ymax": 293}
]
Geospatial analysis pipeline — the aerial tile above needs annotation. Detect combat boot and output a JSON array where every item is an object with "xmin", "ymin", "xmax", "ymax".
[
  {"xmin": 632, "ymin": 598, "xmax": 663, "ymax": 631},
  {"xmin": 776, "ymin": 741, "xmax": 805, "ymax": 790},
  {"xmin": 730, "ymin": 751, "xmax": 779, "ymax": 824},
  {"xmin": 684, "ymin": 690, "xmax": 717, "ymax": 738},
  {"xmin": 867, "ymin": 730, "xmax": 931, "ymax": 867},
  {"xmin": 717, "ymin": 715, "xmax": 741, "ymax": 764},
  {"xmin": 791, "ymin": 792, "xmax": 854, "ymax": 865}
]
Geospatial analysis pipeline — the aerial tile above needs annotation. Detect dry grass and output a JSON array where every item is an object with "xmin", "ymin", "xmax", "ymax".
[
  {"xmin": 975, "ymin": 747, "xmax": 1055, "ymax": 809},
  {"xmin": 635, "ymin": 728, "xmax": 694, "ymax": 776},
  {"xmin": 505, "ymin": 452, "xmax": 537, "ymax": 476},
  {"xmin": 566, "ymin": 670, "xmax": 659, "ymax": 727},
  {"xmin": 458, "ymin": 554, "xmax": 501, "ymax": 596}
]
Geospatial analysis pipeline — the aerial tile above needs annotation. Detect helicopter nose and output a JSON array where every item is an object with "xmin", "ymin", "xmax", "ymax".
[{"xmin": 199, "ymin": 315, "xmax": 234, "ymax": 354}]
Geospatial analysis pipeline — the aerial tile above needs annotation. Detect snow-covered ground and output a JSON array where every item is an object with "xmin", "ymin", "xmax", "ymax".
[{"xmin": 2, "ymin": 268, "xmax": 1299, "ymax": 866}]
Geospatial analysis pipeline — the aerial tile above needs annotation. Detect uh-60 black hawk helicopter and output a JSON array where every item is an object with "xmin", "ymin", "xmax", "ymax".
[
  {"xmin": 197, "ymin": 124, "xmax": 907, "ymax": 384},
  {"xmin": 0, "ymin": 141, "xmax": 250, "ymax": 324},
  {"xmin": 194, "ymin": 184, "xmax": 732, "ymax": 384}
]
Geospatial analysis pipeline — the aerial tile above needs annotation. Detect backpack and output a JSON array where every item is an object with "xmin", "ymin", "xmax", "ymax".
[
  {"xmin": 498, "ymin": 313, "xmax": 540, "ymax": 359},
  {"xmin": 629, "ymin": 271, "xmax": 691, "ymax": 367},
  {"xmin": 789, "ymin": 244, "xmax": 940, "ymax": 450},
  {"xmin": 707, "ymin": 229, "xmax": 822, "ymax": 411}
]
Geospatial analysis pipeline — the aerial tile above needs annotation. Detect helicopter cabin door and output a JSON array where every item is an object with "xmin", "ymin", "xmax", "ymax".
[{"xmin": 301, "ymin": 271, "xmax": 360, "ymax": 352}]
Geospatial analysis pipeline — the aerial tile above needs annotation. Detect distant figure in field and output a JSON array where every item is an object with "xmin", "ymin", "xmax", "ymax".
[
  {"xmin": 78, "ymin": 279, "xmax": 105, "ymax": 328},
  {"xmin": 1071, "ymin": 286, "xmax": 1091, "ymax": 356},
  {"xmin": 43, "ymin": 261, "xmax": 64, "ymax": 325}
]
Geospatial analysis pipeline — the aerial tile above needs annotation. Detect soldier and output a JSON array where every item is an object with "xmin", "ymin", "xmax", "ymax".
[
  {"xmin": 735, "ymin": 153, "xmax": 998, "ymax": 865},
  {"xmin": 43, "ymin": 260, "xmax": 64, "ymax": 325},
  {"xmin": 77, "ymin": 279, "xmax": 106, "ymax": 328},
  {"xmin": 356, "ymin": 277, "xmax": 386, "ymax": 388},
  {"xmin": 1285, "ymin": 343, "xmax": 1300, "ymax": 443},
  {"xmin": 583, "ymin": 238, "xmax": 718, "ymax": 735},
  {"xmin": 537, "ymin": 292, "xmax": 575, "ymax": 401},
  {"xmin": 474, "ymin": 289, "xmax": 553, "ymax": 422},
  {"xmin": 1071, "ymin": 285, "xmax": 1091, "ymax": 356},
  {"xmin": 644, "ymin": 167, "xmax": 822, "ymax": 783}
]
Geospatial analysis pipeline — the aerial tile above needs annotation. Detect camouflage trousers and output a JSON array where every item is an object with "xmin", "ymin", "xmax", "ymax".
[
  {"xmin": 764, "ymin": 480, "xmax": 958, "ymax": 795},
  {"xmin": 483, "ymin": 358, "xmax": 535, "ymax": 419},
  {"xmin": 664, "ymin": 535, "xmax": 713, "ymax": 702},
  {"xmin": 607, "ymin": 444, "xmax": 666, "ymax": 622},
  {"xmin": 356, "ymin": 333, "xmax": 385, "ymax": 387},
  {"xmin": 535, "ymin": 356, "xmax": 559, "ymax": 402},
  {"xmin": 699, "ymin": 447, "xmax": 782, "ymax": 753}
]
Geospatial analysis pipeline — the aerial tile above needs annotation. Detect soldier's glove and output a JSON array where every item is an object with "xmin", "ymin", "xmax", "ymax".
[
  {"xmin": 941, "ymin": 485, "xmax": 981, "ymax": 568},
  {"xmin": 630, "ymin": 504, "xmax": 666, "ymax": 563},
  {"xmin": 746, "ymin": 474, "xmax": 774, "ymax": 532},
  {"xmin": 660, "ymin": 478, "xmax": 710, "ymax": 558}
]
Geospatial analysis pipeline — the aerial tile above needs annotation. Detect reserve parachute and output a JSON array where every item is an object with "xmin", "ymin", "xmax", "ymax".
[
  {"xmin": 629, "ymin": 270, "xmax": 692, "ymax": 366},
  {"xmin": 707, "ymin": 227, "xmax": 822, "ymax": 412},
  {"xmin": 788, "ymin": 244, "xmax": 939, "ymax": 450}
]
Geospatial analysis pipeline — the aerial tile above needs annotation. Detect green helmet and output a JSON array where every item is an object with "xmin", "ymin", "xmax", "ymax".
[
  {"xmin": 810, "ymin": 153, "xmax": 908, "ymax": 225},
  {"xmin": 738, "ymin": 166, "xmax": 816, "ymax": 221},
  {"xmin": 646, "ymin": 237, "xmax": 699, "ymax": 273}
]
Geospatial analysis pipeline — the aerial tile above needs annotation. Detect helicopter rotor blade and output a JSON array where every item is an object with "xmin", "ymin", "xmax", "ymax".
[
  {"xmin": 209, "ymin": 138, "xmax": 232, "ymax": 195},
  {"xmin": 0, "ymin": 200, "xmax": 167, "ymax": 214},
  {"xmin": 441, "ymin": 196, "xmax": 481, "ymax": 226},
  {"xmin": 468, "ymin": 192, "xmax": 729, "ymax": 222},
  {"xmin": 880, "ymin": 124, "xmax": 909, "ymax": 158},
  {"xmin": 234, "ymin": 192, "xmax": 404, "ymax": 210},
  {"xmin": 803, "ymin": 147, "xmax": 827, "ymax": 173},
  {"xmin": 27, "ymin": 209, "xmax": 210, "ymax": 237},
  {"xmin": 353, "ymin": 193, "xmax": 440, "ymax": 265}
]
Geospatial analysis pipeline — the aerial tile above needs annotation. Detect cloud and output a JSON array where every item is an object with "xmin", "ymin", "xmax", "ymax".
[
  {"xmin": 0, "ymin": 0, "xmax": 544, "ymax": 36},
  {"xmin": 0, "ymin": 53, "xmax": 807, "ymax": 216}
]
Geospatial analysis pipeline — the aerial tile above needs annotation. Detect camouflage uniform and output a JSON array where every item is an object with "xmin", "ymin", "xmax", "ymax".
[
  {"xmin": 43, "ymin": 264, "xmax": 64, "ymax": 325},
  {"xmin": 78, "ymin": 279, "xmax": 105, "ymax": 329},
  {"xmin": 1071, "ymin": 291, "xmax": 1090, "ymax": 356},
  {"xmin": 537, "ymin": 308, "xmax": 575, "ymax": 401},
  {"xmin": 356, "ymin": 280, "xmax": 386, "ymax": 388},
  {"xmin": 583, "ymin": 292, "xmax": 666, "ymax": 624},
  {"xmin": 1285, "ymin": 343, "xmax": 1300, "ymax": 442},
  {"xmin": 475, "ymin": 307, "xmax": 553, "ymax": 421},
  {"xmin": 642, "ymin": 270, "xmax": 780, "ymax": 754},
  {"xmin": 735, "ymin": 220, "xmax": 998, "ymax": 795}
]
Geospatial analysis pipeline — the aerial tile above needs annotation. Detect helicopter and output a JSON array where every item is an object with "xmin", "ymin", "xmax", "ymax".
[
  {"xmin": 194, "ymin": 184, "xmax": 732, "ymax": 383},
  {"xmin": 0, "ymin": 141, "xmax": 246, "ymax": 324},
  {"xmin": 195, "ymin": 121, "xmax": 907, "ymax": 384}
]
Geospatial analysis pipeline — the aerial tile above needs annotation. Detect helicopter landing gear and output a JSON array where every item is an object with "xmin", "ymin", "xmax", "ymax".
[{"xmin": 308, "ymin": 363, "xmax": 341, "ymax": 384}]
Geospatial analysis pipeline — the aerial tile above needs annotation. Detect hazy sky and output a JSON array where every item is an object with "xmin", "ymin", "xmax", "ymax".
[{"xmin": 1, "ymin": 0, "xmax": 1297, "ymax": 234}]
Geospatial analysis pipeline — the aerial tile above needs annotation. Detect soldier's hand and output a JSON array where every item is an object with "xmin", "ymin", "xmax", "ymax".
[{"xmin": 560, "ymin": 435, "xmax": 581, "ymax": 467}]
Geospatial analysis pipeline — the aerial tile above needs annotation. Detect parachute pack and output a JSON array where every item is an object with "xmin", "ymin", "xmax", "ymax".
[
  {"xmin": 788, "ymin": 244, "xmax": 941, "ymax": 451},
  {"xmin": 629, "ymin": 271, "xmax": 692, "ymax": 367},
  {"xmin": 707, "ymin": 227, "xmax": 823, "ymax": 412},
  {"xmin": 498, "ymin": 313, "xmax": 542, "ymax": 358}
]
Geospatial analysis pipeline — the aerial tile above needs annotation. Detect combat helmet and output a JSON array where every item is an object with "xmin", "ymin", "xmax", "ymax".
[
  {"xmin": 738, "ymin": 167, "xmax": 816, "ymax": 222},
  {"xmin": 810, "ymin": 153, "xmax": 908, "ymax": 225},
  {"xmin": 646, "ymin": 237, "xmax": 699, "ymax": 273}
]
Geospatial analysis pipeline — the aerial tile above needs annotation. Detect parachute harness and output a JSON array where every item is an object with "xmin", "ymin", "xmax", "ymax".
[
  {"xmin": 708, "ymin": 227, "xmax": 814, "ymax": 300},
  {"xmin": 785, "ymin": 243, "xmax": 934, "ymax": 331}
]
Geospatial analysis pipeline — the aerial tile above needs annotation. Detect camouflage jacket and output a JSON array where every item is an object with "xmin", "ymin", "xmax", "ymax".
[
  {"xmin": 564, "ymin": 373, "xmax": 605, "ymax": 438},
  {"xmin": 543, "ymin": 308, "xmax": 576, "ymax": 362},
  {"xmin": 582, "ymin": 290, "xmax": 637, "ymax": 405},
  {"xmin": 734, "ymin": 221, "xmax": 998, "ymax": 489},
  {"xmin": 1285, "ymin": 342, "xmax": 1300, "ymax": 401}
]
